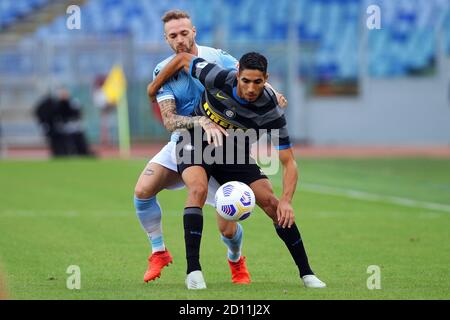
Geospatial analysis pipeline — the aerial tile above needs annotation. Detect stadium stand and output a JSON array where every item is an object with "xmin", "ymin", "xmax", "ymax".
[
  {"xmin": 367, "ymin": 0, "xmax": 449, "ymax": 77},
  {"xmin": 0, "ymin": 0, "xmax": 49, "ymax": 30},
  {"xmin": 17, "ymin": 0, "xmax": 448, "ymax": 80}
]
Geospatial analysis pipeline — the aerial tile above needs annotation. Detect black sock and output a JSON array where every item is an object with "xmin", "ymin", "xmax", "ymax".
[
  {"xmin": 275, "ymin": 223, "xmax": 314, "ymax": 277},
  {"xmin": 184, "ymin": 207, "xmax": 203, "ymax": 274}
]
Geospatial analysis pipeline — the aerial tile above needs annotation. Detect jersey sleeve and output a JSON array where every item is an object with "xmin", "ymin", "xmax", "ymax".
[
  {"xmin": 153, "ymin": 65, "xmax": 175, "ymax": 103},
  {"xmin": 261, "ymin": 88, "xmax": 293, "ymax": 150},
  {"xmin": 217, "ymin": 49, "xmax": 238, "ymax": 70},
  {"xmin": 267, "ymin": 115, "xmax": 293, "ymax": 150},
  {"xmin": 189, "ymin": 57, "xmax": 230, "ymax": 90}
]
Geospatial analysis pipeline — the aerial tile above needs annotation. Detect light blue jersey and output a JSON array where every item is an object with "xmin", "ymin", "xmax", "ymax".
[{"xmin": 153, "ymin": 46, "xmax": 238, "ymax": 117}]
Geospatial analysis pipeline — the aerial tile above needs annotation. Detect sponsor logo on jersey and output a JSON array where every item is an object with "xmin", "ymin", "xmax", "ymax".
[
  {"xmin": 196, "ymin": 61, "xmax": 208, "ymax": 70},
  {"xmin": 215, "ymin": 92, "xmax": 228, "ymax": 100}
]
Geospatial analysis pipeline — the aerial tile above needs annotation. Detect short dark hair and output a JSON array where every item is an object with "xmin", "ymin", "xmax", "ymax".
[
  {"xmin": 239, "ymin": 52, "xmax": 268, "ymax": 74},
  {"xmin": 161, "ymin": 10, "xmax": 191, "ymax": 24}
]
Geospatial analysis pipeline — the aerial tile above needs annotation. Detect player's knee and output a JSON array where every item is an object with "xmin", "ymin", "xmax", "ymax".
[
  {"xmin": 187, "ymin": 184, "xmax": 208, "ymax": 203},
  {"xmin": 134, "ymin": 184, "xmax": 155, "ymax": 200},
  {"xmin": 219, "ymin": 221, "xmax": 236, "ymax": 239},
  {"xmin": 221, "ymin": 228, "xmax": 235, "ymax": 239}
]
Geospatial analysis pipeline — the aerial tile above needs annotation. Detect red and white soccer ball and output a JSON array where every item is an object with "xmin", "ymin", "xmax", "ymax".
[{"xmin": 215, "ymin": 181, "xmax": 256, "ymax": 221}]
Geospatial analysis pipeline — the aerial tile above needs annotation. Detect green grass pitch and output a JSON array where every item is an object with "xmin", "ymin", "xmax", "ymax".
[{"xmin": 0, "ymin": 158, "xmax": 449, "ymax": 300}]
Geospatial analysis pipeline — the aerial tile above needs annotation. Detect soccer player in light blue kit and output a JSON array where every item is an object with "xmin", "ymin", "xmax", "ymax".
[
  {"xmin": 135, "ymin": 10, "xmax": 288, "ymax": 287},
  {"xmin": 134, "ymin": 10, "xmax": 249, "ymax": 284}
]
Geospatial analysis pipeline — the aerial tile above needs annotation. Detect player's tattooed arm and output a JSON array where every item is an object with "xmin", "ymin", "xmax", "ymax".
[
  {"xmin": 158, "ymin": 99, "xmax": 203, "ymax": 132},
  {"xmin": 158, "ymin": 99, "xmax": 228, "ymax": 145}
]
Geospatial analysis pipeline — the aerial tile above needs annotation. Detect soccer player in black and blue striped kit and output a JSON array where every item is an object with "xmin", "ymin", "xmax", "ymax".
[
  {"xmin": 136, "ymin": 10, "xmax": 286, "ymax": 286},
  {"xmin": 149, "ymin": 51, "xmax": 326, "ymax": 289}
]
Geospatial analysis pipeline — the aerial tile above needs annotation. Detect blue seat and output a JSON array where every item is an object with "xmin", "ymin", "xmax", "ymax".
[
  {"xmin": 0, "ymin": 0, "xmax": 49, "ymax": 29},
  {"xmin": 10, "ymin": 0, "xmax": 447, "ymax": 80}
]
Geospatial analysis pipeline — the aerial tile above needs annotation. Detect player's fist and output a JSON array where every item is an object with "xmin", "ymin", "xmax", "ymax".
[
  {"xmin": 276, "ymin": 92, "xmax": 288, "ymax": 108},
  {"xmin": 199, "ymin": 117, "xmax": 228, "ymax": 147}
]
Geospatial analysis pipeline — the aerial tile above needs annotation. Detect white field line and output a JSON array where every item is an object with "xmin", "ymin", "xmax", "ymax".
[{"xmin": 299, "ymin": 183, "xmax": 450, "ymax": 213}]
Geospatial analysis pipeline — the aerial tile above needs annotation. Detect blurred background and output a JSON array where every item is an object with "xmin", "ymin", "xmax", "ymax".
[
  {"xmin": 0, "ymin": 0, "xmax": 450, "ymax": 158},
  {"xmin": 1, "ymin": 1, "xmax": 450, "ymax": 301}
]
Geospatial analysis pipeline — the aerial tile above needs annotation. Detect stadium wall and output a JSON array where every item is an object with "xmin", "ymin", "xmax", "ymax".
[
  {"xmin": 288, "ymin": 41, "xmax": 450, "ymax": 146},
  {"xmin": 296, "ymin": 59, "xmax": 450, "ymax": 146}
]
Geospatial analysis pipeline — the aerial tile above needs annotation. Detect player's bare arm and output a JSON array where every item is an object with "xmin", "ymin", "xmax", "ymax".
[
  {"xmin": 277, "ymin": 147, "xmax": 298, "ymax": 228},
  {"xmin": 148, "ymin": 52, "xmax": 287, "ymax": 108},
  {"xmin": 148, "ymin": 53, "xmax": 195, "ymax": 100}
]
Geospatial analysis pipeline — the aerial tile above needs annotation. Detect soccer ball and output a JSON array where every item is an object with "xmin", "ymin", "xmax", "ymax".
[{"xmin": 215, "ymin": 181, "xmax": 255, "ymax": 221}]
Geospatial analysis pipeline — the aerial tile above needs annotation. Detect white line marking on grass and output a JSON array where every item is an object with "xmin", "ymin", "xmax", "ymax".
[{"xmin": 300, "ymin": 183, "xmax": 450, "ymax": 213}]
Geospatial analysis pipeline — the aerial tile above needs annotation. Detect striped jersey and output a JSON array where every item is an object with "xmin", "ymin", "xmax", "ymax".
[{"xmin": 189, "ymin": 57, "xmax": 292, "ymax": 150}]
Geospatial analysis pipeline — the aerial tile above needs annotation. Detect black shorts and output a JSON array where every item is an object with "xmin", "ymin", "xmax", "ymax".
[{"xmin": 176, "ymin": 128, "xmax": 268, "ymax": 186}]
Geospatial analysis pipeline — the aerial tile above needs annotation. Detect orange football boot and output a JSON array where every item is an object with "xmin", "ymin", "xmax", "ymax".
[
  {"xmin": 228, "ymin": 256, "xmax": 251, "ymax": 284},
  {"xmin": 144, "ymin": 249, "xmax": 173, "ymax": 282}
]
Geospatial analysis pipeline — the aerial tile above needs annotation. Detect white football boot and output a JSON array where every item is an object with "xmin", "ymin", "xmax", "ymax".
[
  {"xmin": 302, "ymin": 275, "xmax": 327, "ymax": 288},
  {"xmin": 185, "ymin": 270, "xmax": 207, "ymax": 290}
]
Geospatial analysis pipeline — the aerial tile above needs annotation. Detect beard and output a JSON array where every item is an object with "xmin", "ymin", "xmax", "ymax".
[
  {"xmin": 176, "ymin": 46, "xmax": 189, "ymax": 53},
  {"xmin": 175, "ymin": 39, "xmax": 194, "ymax": 54}
]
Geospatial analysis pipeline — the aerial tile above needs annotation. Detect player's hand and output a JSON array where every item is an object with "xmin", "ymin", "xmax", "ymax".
[
  {"xmin": 199, "ymin": 117, "xmax": 228, "ymax": 147},
  {"xmin": 276, "ymin": 92, "xmax": 288, "ymax": 108},
  {"xmin": 276, "ymin": 199, "xmax": 295, "ymax": 228}
]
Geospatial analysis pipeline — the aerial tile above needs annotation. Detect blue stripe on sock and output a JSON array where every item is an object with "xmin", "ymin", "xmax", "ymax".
[
  {"xmin": 228, "ymin": 252, "xmax": 240, "ymax": 262},
  {"xmin": 151, "ymin": 236, "xmax": 164, "ymax": 248},
  {"xmin": 134, "ymin": 196, "xmax": 157, "ymax": 210},
  {"xmin": 221, "ymin": 223, "xmax": 243, "ymax": 261}
]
